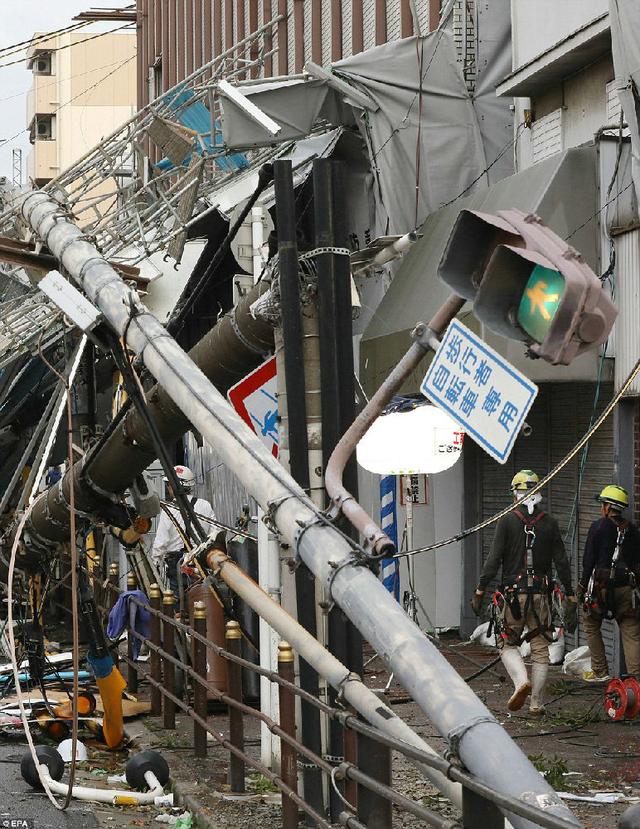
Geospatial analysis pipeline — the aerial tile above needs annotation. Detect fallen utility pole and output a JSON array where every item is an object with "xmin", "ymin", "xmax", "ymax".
[
  {"xmin": 17, "ymin": 189, "xmax": 579, "ymax": 829},
  {"xmin": 24, "ymin": 278, "xmax": 274, "ymax": 545}
]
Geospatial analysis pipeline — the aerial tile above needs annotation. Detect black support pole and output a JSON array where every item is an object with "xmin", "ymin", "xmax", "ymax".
[
  {"xmin": 313, "ymin": 157, "xmax": 363, "ymax": 821},
  {"xmin": 273, "ymin": 159, "xmax": 324, "ymax": 823}
]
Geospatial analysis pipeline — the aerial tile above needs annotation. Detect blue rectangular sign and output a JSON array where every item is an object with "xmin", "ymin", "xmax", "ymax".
[{"xmin": 420, "ymin": 320, "xmax": 538, "ymax": 464}]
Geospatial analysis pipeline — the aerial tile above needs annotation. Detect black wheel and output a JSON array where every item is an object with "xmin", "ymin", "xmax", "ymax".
[
  {"xmin": 20, "ymin": 746, "xmax": 64, "ymax": 790},
  {"xmin": 125, "ymin": 750, "xmax": 170, "ymax": 790}
]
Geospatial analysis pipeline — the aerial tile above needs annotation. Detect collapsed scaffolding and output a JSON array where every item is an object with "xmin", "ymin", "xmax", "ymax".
[{"xmin": 0, "ymin": 16, "xmax": 583, "ymax": 829}]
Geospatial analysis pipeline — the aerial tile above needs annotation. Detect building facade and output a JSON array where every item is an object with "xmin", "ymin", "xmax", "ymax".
[
  {"xmin": 26, "ymin": 30, "xmax": 136, "ymax": 186},
  {"xmin": 135, "ymin": 0, "xmax": 442, "ymax": 108}
]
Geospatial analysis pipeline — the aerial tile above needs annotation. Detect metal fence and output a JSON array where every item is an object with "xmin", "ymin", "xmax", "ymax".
[{"xmin": 99, "ymin": 567, "xmax": 580, "ymax": 829}]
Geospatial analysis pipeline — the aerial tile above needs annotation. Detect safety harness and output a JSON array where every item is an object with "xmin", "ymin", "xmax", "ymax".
[
  {"xmin": 490, "ymin": 509, "xmax": 555, "ymax": 645},
  {"xmin": 584, "ymin": 516, "xmax": 634, "ymax": 619}
]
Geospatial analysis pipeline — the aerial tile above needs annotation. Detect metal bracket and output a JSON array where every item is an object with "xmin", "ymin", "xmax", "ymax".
[
  {"xmin": 445, "ymin": 715, "xmax": 498, "ymax": 765},
  {"xmin": 411, "ymin": 322, "xmax": 441, "ymax": 352},
  {"xmin": 298, "ymin": 246, "xmax": 351, "ymax": 261}
]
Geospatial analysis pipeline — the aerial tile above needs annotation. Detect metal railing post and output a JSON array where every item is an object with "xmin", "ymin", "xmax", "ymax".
[
  {"xmin": 163, "ymin": 590, "xmax": 177, "ymax": 730},
  {"xmin": 278, "ymin": 641, "xmax": 299, "ymax": 829},
  {"xmin": 108, "ymin": 563, "xmax": 120, "ymax": 672},
  {"xmin": 225, "ymin": 620, "xmax": 245, "ymax": 792},
  {"xmin": 192, "ymin": 600, "xmax": 208, "ymax": 758},
  {"xmin": 108, "ymin": 562, "xmax": 119, "ymax": 602},
  {"xmin": 343, "ymin": 711, "xmax": 358, "ymax": 809},
  {"xmin": 126, "ymin": 572, "xmax": 138, "ymax": 693},
  {"xmin": 356, "ymin": 731, "xmax": 392, "ymax": 829},
  {"xmin": 149, "ymin": 583, "xmax": 162, "ymax": 715},
  {"xmin": 462, "ymin": 786, "xmax": 505, "ymax": 829}
]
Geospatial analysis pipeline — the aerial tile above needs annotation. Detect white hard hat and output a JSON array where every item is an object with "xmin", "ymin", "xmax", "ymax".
[
  {"xmin": 163, "ymin": 465, "xmax": 196, "ymax": 492},
  {"xmin": 58, "ymin": 738, "xmax": 88, "ymax": 763}
]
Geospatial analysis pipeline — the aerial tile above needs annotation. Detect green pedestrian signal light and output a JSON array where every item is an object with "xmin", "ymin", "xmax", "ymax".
[
  {"xmin": 437, "ymin": 208, "xmax": 617, "ymax": 365},
  {"xmin": 516, "ymin": 266, "xmax": 565, "ymax": 344}
]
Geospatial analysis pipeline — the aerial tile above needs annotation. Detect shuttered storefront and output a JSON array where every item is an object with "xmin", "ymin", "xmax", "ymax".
[{"xmin": 479, "ymin": 381, "xmax": 618, "ymax": 669}]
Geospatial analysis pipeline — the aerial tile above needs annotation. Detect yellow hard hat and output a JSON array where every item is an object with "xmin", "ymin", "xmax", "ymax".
[
  {"xmin": 596, "ymin": 484, "xmax": 629, "ymax": 510},
  {"xmin": 510, "ymin": 469, "xmax": 539, "ymax": 493}
]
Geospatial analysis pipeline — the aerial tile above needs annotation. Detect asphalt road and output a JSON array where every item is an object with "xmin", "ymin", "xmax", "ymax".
[{"xmin": 0, "ymin": 743, "xmax": 100, "ymax": 829}]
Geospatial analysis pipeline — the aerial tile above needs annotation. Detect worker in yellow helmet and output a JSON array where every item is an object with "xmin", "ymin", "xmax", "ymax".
[
  {"xmin": 578, "ymin": 485, "xmax": 640, "ymax": 681},
  {"xmin": 471, "ymin": 470, "xmax": 576, "ymax": 715}
]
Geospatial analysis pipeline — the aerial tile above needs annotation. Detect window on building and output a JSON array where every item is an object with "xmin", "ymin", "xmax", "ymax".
[
  {"xmin": 32, "ymin": 52, "xmax": 52, "ymax": 76},
  {"xmin": 149, "ymin": 58, "xmax": 163, "ymax": 101},
  {"xmin": 30, "ymin": 115, "xmax": 55, "ymax": 143}
]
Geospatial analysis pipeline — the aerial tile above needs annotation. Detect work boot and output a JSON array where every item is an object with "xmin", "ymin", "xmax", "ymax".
[
  {"xmin": 529, "ymin": 662, "xmax": 548, "ymax": 716},
  {"xmin": 500, "ymin": 647, "xmax": 531, "ymax": 711}
]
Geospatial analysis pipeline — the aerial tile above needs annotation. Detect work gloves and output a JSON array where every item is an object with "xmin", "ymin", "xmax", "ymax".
[
  {"xmin": 471, "ymin": 590, "xmax": 485, "ymax": 617},
  {"xmin": 563, "ymin": 596, "xmax": 578, "ymax": 634}
]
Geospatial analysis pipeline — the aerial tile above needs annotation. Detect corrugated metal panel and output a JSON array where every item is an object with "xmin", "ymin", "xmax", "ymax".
[
  {"xmin": 531, "ymin": 109, "xmax": 563, "ymax": 165},
  {"xmin": 184, "ymin": 433, "xmax": 259, "ymax": 527},
  {"xmin": 415, "ymin": 0, "xmax": 429, "ymax": 34},
  {"xmin": 287, "ymin": 0, "xmax": 296, "ymax": 72},
  {"xmin": 304, "ymin": 0, "xmax": 313, "ymax": 65},
  {"xmin": 342, "ymin": 0, "xmax": 353, "ymax": 57},
  {"xmin": 244, "ymin": 0, "xmax": 250, "ymax": 39},
  {"xmin": 386, "ymin": 0, "xmax": 402, "ymax": 41},
  {"xmin": 606, "ymin": 79, "xmax": 622, "ymax": 124},
  {"xmin": 322, "ymin": 0, "xmax": 332, "ymax": 65},
  {"xmin": 614, "ymin": 230, "xmax": 640, "ymax": 395},
  {"xmin": 362, "ymin": 0, "xmax": 376, "ymax": 51}
]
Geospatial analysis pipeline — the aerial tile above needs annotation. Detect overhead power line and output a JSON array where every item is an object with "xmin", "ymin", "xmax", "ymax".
[
  {"xmin": 0, "ymin": 24, "xmax": 135, "ymax": 70},
  {"xmin": 0, "ymin": 19, "xmax": 91, "ymax": 60},
  {"xmin": 0, "ymin": 55, "xmax": 136, "ymax": 151}
]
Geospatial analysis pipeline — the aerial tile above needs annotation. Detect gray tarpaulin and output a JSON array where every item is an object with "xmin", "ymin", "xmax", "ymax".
[
  {"xmin": 473, "ymin": 0, "xmax": 514, "ymax": 184},
  {"xmin": 219, "ymin": 78, "xmax": 355, "ymax": 148},
  {"xmin": 610, "ymin": 0, "xmax": 640, "ymax": 200},
  {"xmin": 220, "ymin": 10, "xmax": 513, "ymax": 236},
  {"xmin": 332, "ymin": 30, "xmax": 486, "ymax": 235}
]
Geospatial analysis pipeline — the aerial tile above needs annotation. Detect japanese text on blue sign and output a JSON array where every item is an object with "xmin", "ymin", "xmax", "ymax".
[{"xmin": 420, "ymin": 320, "xmax": 538, "ymax": 464}]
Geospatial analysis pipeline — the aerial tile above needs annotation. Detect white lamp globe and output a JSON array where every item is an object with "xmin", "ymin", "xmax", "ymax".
[{"xmin": 356, "ymin": 405, "xmax": 464, "ymax": 475}]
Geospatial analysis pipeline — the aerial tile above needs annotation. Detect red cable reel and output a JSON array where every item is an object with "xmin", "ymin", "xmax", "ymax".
[{"xmin": 604, "ymin": 677, "xmax": 640, "ymax": 721}]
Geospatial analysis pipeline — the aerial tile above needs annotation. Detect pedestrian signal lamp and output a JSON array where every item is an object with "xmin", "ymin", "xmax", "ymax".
[{"xmin": 437, "ymin": 208, "xmax": 617, "ymax": 365}]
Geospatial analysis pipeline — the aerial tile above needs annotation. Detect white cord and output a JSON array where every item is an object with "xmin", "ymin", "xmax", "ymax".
[
  {"xmin": 7, "ymin": 501, "xmax": 64, "ymax": 809},
  {"xmin": 330, "ymin": 766, "xmax": 357, "ymax": 813}
]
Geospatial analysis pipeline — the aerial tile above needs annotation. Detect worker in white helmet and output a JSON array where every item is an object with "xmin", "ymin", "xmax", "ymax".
[{"xmin": 151, "ymin": 465, "xmax": 217, "ymax": 597}]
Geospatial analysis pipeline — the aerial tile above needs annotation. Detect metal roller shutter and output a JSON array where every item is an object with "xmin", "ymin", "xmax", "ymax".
[{"xmin": 479, "ymin": 381, "xmax": 617, "ymax": 669}]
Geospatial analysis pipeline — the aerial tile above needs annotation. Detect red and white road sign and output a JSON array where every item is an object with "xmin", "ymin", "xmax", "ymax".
[{"xmin": 227, "ymin": 356, "xmax": 279, "ymax": 457}]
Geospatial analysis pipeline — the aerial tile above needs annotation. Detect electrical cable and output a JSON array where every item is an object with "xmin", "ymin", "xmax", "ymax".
[
  {"xmin": 111, "ymin": 318, "xmax": 207, "ymax": 544},
  {"xmin": 160, "ymin": 500, "xmax": 256, "ymax": 539},
  {"xmin": 393, "ymin": 354, "xmax": 640, "ymax": 560},
  {"xmin": 0, "ymin": 24, "xmax": 135, "ymax": 70},
  {"xmin": 0, "ymin": 20, "xmax": 91, "ymax": 60},
  {"xmin": 0, "ymin": 58, "xmax": 133, "ymax": 104},
  {"xmin": 0, "ymin": 54, "xmax": 136, "ymax": 151}
]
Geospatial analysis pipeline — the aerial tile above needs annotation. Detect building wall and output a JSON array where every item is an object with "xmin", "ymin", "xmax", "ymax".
[
  {"xmin": 26, "ymin": 31, "xmax": 136, "ymax": 185},
  {"xmin": 136, "ymin": 0, "xmax": 440, "ymax": 108},
  {"xmin": 510, "ymin": 0, "xmax": 608, "ymax": 70}
]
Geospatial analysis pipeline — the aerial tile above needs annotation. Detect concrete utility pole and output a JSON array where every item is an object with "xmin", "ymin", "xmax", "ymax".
[
  {"xmin": 273, "ymin": 160, "xmax": 324, "ymax": 818},
  {"xmin": 16, "ymin": 188, "xmax": 579, "ymax": 828}
]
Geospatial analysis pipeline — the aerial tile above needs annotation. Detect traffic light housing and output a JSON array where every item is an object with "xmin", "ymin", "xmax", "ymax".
[{"xmin": 437, "ymin": 208, "xmax": 617, "ymax": 365}]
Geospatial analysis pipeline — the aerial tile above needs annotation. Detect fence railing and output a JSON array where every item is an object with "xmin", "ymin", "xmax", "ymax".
[{"xmin": 99, "ymin": 566, "xmax": 579, "ymax": 829}]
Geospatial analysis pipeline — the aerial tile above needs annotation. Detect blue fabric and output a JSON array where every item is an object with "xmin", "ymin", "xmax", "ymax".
[
  {"xmin": 86, "ymin": 652, "xmax": 115, "ymax": 680},
  {"xmin": 380, "ymin": 476, "xmax": 400, "ymax": 601},
  {"xmin": 106, "ymin": 589, "xmax": 151, "ymax": 661},
  {"xmin": 154, "ymin": 87, "xmax": 248, "ymax": 173}
]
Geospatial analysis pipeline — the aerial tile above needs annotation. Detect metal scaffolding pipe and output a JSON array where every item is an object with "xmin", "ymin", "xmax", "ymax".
[{"xmin": 17, "ymin": 189, "xmax": 579, "ymax": 829}]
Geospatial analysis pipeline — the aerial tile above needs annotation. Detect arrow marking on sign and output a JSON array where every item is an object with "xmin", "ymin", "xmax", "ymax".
[{"xmin": 526, "ymin": 280, "xmax": 559, "ymax": 320}]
